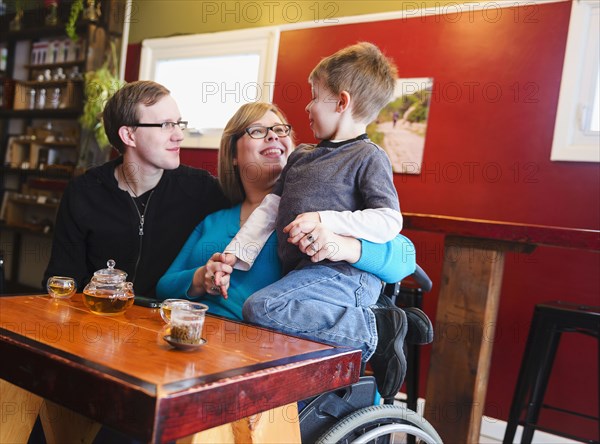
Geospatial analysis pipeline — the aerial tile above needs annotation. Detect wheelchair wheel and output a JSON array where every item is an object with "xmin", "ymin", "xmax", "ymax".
[{"xmin": 315, "ymin": 404, "xmax": 443, "ymax": 444}]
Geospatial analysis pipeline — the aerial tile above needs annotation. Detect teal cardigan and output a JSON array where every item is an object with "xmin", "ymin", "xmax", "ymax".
[{"xmin": 156, "ymin": 204, "xmax": 416, "ymax": 320}]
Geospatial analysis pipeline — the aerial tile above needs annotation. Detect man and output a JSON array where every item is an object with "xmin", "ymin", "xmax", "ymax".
[{"xmin": 44, "ymin": 81, "xmax": 227, "ymax": 297}]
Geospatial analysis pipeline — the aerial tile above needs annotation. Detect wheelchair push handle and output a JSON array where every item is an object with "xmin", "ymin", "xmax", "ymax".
[{"xmin": 412, "ymin": 264, "xmax": 432, "ymax": 293}]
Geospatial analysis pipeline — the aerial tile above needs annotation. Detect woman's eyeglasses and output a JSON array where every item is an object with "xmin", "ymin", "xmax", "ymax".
[{"xmin": 245, "ymin": 124, "xmax": 292, "ymax": 139}]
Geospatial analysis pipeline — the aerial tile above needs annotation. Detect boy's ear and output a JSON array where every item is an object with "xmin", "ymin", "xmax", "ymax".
[
  {"xmin": 118, "ymin": 125, "xmax": 136, "ymax": 147},
  {"xmin": 337, "ymin": 91, "xmax": 351, "ymax": 113}
]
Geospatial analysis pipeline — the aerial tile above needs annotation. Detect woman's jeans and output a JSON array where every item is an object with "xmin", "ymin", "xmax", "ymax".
[{"xmin": 242, "ymin": 262, "xmax": 380, "ymax": 361}]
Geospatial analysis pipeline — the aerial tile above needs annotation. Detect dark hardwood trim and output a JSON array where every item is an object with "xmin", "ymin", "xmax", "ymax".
[
  {"xmin": 156, "ymin": 350, "xmax": 361, "ymax": 442},
  {"xmin": 162, "ymin": 347, "xmax": 357, "ymax": 393},
  {"xmin": 404, "ymin": 212, "xmax": 600, "ymax": 251}
]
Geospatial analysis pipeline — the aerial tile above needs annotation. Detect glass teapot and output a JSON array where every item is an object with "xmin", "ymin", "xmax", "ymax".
[{"xmin": 82, "ymin": 259, "xmax": 135, "ymax": 315}]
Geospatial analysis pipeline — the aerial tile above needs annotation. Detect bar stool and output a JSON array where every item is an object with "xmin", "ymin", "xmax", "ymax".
[{"xmin": 503, "ymin": 301, "xmax": 600, "ymax": 444}]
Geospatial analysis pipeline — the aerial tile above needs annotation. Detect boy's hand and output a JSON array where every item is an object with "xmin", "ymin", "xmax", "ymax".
[
  {"xmin": 208, "ymin": 252, "xmax": 236, "ymax": 299},
  {"xmin": 284, "ymin": 212, "xmax": 321, "ymax": 245}
]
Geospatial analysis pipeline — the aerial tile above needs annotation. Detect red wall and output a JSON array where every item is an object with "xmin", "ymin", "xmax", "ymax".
[
  {"xmin": 128, "ymin": 0, "xmax": 599, "ymax": 434},
  {"xmin": 271, "ymin": 0, "xmax": 599, "ymax": 435}
]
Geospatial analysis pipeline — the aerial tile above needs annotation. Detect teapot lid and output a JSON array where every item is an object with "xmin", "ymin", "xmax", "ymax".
[{"xmin": 92, "ymin": 259, "xmax": 127, "ymax": 284}]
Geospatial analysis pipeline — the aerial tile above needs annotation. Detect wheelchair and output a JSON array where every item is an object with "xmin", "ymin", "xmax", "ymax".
[{"xmin": 298, "ymin": 265, "xmax": 443, "ymax": 444}]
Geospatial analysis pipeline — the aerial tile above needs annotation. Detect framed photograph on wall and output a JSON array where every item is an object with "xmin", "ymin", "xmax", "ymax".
[{"xmin": 367, "ymin": 77, "xmax": 433, "ymax": 174}]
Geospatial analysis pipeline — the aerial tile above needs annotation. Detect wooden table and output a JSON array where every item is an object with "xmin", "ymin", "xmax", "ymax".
[
  {"xmin": 403, "ymin": 213, "xmax": 600, "ymax": 444},
  {"xmin": 0, "ymin": 294, "xmax": 361, "ymax": 443}
]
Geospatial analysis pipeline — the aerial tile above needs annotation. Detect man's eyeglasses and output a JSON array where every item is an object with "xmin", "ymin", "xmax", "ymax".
[
  {"xmin": 245, "ymin": 124, "xmax": 292, "ymax": 139},
  {"xmin": 131, "ymin": 121, "xmax": 188, "ymax": 131}
]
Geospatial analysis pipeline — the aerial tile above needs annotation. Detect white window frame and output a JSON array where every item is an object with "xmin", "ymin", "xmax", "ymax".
[
  {"xmin": 139, "ymin": 27, "xmax": 280, "ymax": 149},
  {"xmin": 551, "ymin": 0, "xmax": 600, "ymax": 162}
]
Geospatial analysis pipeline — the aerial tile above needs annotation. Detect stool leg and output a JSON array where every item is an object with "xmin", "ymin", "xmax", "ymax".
[
  {"xmin": 521, "ymin": 322, "xmax": 562, "ymax": 444},
  {"xmin": 503, "ymin": 308, "xmax": 548, "ymax": 444}
]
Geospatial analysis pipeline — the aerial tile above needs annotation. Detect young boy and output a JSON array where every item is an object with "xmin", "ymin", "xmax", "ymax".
[{"xmin": 221, "ymin": 42, "xmax": 409, "ymax": 398}]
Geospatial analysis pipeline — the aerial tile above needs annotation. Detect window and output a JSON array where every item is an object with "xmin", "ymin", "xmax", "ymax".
[
  {"xmin": 139, "ymin": 27, "xmax": 279, "ymax": 148},
  {"xmin": 551, "ymin": 0, "xmax": 599, "ymax": 162}
]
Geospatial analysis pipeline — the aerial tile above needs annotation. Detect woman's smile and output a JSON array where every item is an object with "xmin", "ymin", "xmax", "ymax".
[{"xmin": 260, "ymin": 147, "xmax": 284, "ymax": 158}]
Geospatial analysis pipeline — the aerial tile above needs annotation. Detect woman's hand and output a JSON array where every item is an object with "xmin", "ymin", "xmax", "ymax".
[
  {"xmin": 284, "ymin": 212, "xmax": 320, "ymax": 244},
  {"xmin": 213, "ymin": 253, "xmax": 237, "ymax": 298},
  {"xmin": 191, "ymin": 253, "xmax": 235, "ymax": 299},
  {"xmin": 288, "ymin": 219, "xmax": 362, "ymax": 264}
]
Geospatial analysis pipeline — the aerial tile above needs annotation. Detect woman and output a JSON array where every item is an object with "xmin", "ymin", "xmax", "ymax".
[{"xmin": 156, "ymin": 102, "xmax": 415, "ymax": 320}]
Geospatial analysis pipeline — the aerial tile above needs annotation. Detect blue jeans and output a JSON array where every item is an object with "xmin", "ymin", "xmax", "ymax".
[{"xmin": 242, "ymin": 262, "xmax": 381, "ymax": 361}]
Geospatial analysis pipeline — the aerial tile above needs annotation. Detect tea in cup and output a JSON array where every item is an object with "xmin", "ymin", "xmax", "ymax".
[
  {"xmin": 47, "ymin": 276, "xmax": 76, "ymax": 299},
  {"xmin": 160, "ymin": 299, "xmax": 190, "ymax": 323},
  {"xmin": 170, "ymin": 302, "xmax": 208, "ymax": 345}
]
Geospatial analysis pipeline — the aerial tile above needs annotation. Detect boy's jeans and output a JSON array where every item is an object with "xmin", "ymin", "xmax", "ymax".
[{"xmin": 242, "ymin": 262, "xmax": 380, "ymax": 361}]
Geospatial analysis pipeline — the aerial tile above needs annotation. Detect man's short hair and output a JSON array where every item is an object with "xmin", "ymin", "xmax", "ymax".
[
  {"xmin": 103, "ymin": 80, "xmax": 171, "ymax": 154},
  {"xmin": 309, "ymin": 42, "xmax": 398, "ymax": 123}
]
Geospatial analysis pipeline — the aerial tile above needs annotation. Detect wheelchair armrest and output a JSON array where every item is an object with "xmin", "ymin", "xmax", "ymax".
[
  {"xmin": 412, "ymin": 264, "xmax": 432, "ymax": 293},
  {"xmin": 383, "ymin": 264, "xmax": 432, "ymax": 298}
]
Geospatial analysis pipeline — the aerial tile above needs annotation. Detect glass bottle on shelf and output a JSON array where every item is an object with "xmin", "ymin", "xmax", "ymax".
[
  {"xmin": 29, "ymin": 89, "xmax": 37, "ymax": 110},
  {"xmin": 37, "ymin": 88, "xmax": 46, "ymax": 109},
  {"xmin": 45, "ymin": 1, "xmax": 59, "ymax": 26},
  {"xmin": 51, "ymin": 88, "xmax": 61, "ymax": 109}
]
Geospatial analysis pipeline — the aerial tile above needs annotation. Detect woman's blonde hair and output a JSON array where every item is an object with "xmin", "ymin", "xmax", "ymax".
[{"xmin": 218, "ymin": 102, "xmax": 292, "ymax": 204}]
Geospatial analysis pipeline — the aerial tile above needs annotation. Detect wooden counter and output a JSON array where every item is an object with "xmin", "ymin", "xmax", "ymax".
[
  {"xmin": 403, "ymin": 212, "xmax": 600, "ymax": 444},
  {"xmin": 0, "ymin": 295, "xmax": 361, "ymax": 443}
]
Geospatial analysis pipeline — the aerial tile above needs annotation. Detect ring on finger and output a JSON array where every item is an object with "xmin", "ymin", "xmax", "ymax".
[
  {"xmin": 210, "ymin": 286, "xmax": 219, "ymax": 292},
  {"xmin": 306, "ymin": 233, "xmax": 315, "ymax": 243}
]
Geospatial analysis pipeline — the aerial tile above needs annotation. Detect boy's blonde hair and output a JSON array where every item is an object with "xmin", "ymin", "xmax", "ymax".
[
  {"xmin": 218, "ymin": 102, "xmax": 292, "ymax": 204},
  {"xmin": 309, "ymin": 42, "xmax": 397, "ymax": 123}
]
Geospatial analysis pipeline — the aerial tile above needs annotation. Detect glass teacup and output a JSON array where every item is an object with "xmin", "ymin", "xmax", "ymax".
[
  {"xmin": 160, "ymin": 299, "xmax": 191, "ymax": 323},
  {"xmin": 47, "ymin": 276, "xmax": 76, "ymax": 299},
  {"xmin": 170, "ymin": 302, "xmax": 208, "ymax": 345}
]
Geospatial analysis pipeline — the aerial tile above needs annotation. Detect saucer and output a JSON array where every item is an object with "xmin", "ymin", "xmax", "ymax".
[{"xmin": 163, "ymin": 335, "xmax": 206, "ymax": 351}]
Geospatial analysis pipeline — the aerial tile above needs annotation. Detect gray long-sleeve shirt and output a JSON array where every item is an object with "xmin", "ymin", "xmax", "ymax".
[
  {"xmin": 273, "ymin": 135, "xmax": 400, "ymax": 274},
  {"xmin": 225, "ymin": 135, "xmax": 402, "ymax": 275}
]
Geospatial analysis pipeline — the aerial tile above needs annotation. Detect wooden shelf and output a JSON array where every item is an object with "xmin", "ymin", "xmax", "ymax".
[
  {"xmin": 8, "ymin": 197, "xmax": 60, "ymax": 209},
  {"xmin": 8, "ymin": 138, "xmax": 77, "ymax": 147},
  {"xmin": 1, "ymin": 25, "xmax": 68, "ymax": 42},
  {"xmin": 1, "ymin": 167, "xmax": 73, "ymax": 180},
  {"xmin": 1, "ymin": 1, "xmax": 125, "ymax": 292},
  {"xmin": 0, "ymin": 222, "xmax": 53, "ymax": 237},
  {"xmin": 15, "ymin": 79, "xmax": 83, "ymax": 88},
  {"xmin": 0, "ymin": 108, "xmax": 82, "ymax": 119},
  {"xmin": 24, "ymin": 60, "xmax": 86, "ymax": 70},
  {"xmin": 27, "ymin": 178, "xmax": 69, "ymax": 191},
  {"xmin": 0, "ymin": 22, "xmax": 90, "ymax": 43}
]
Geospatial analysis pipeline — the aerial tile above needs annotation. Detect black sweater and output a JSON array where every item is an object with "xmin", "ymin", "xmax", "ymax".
[{"xmin": 43, "ymin": 157, "xmax": 228, "ymax": 297}]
